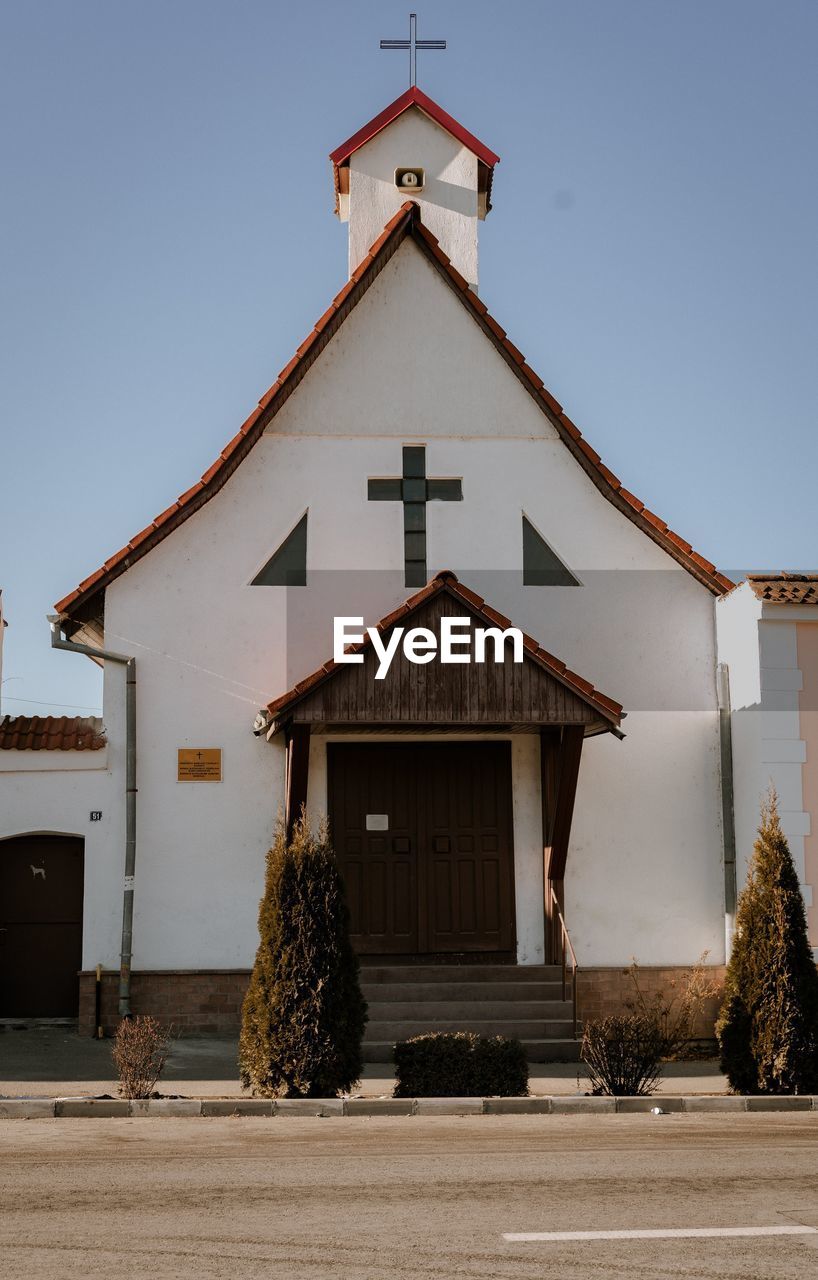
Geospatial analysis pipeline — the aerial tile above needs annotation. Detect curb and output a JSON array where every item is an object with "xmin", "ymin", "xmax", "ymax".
[{"xmin": 2, "ymin": 1095, "xmax": 818, "ymax": 1118}]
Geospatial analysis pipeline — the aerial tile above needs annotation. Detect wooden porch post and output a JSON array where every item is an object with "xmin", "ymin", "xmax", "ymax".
[
  {"xmin": 540, "ymin": 724, "xmax": 584, "ymax": 963},
  {"xmin": 285, "ymin": 723, "xmax": 311, "ymax": 843}
]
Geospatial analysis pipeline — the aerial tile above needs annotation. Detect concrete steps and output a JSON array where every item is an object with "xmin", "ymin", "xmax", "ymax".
[
  {"xmin": 361, "ymin": 964, "xmax": 565, "ymax": 983},
  {"xmin": 360, "ymin": 981, "xmax": 567, "ymax": 1002},
  {"xmin": 364, "ymin": 1000, "xmax": 571, "ymax": 1021},
  {"xmin": 359, "ymin": 963, "xmax": 581, "ymax": 1063}
]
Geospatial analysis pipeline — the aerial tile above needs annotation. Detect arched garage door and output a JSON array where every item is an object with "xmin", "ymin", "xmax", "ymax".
[{"xmin": 0, "ymin": 835, "xmax": 84, "ymax": 1017}]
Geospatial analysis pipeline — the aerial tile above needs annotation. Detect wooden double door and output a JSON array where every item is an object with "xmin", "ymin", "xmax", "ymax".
[
  {"xmin": 328, "ymin": 743, "xmax": 516, "ymax": 955},
  {"xmin": 0, "ymin": 835, "xmax": 84, "ymax": 1017}
]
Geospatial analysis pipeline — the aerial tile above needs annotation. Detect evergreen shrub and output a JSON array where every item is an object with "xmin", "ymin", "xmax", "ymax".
[
  {"xmin": 239, "ymin": 815, "xmax": 367, "ymax": 1098},
  {"xmin": 716, "ymin": 790, "xmax": 818, "ymax": 1094},
  {"xmin": 393, "ymin": 1031, "xmax": 529, "ymax": 1097}
]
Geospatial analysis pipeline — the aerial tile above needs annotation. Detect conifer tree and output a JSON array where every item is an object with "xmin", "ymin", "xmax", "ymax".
[
  {"xmin": 239, "ymin": 813, "xmax": 367, "ymax": 1097},
  {"xmin": 716, "ymin": 790, "xmax": 818, "ymax": 1094}
]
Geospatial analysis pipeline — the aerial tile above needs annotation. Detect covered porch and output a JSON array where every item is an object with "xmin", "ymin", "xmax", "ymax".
[{"xmin": 262, "ymin": 573, "xmax": 619, "ymax": 977}]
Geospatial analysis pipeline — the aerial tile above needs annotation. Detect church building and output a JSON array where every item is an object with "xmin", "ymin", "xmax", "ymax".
[{"xmin": 1, "ymin": 86, "xmax": 770, "ymax": 1057}]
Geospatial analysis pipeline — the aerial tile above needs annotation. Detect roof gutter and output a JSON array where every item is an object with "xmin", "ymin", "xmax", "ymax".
[{"xmin": 48, "ymin": 616, "xmax": 137, "ymax": 1019}]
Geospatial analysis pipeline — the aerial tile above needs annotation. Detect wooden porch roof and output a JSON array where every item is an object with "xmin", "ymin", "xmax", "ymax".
[{"xmin": 264, "ymin": 571, "xmax": 623, "ymax": 737}]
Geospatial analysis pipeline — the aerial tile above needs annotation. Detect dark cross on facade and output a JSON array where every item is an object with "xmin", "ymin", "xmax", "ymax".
[
  {"xmin": 380, "ymin": 13, "xmax": 446, "ymax": 88},
  {"xmin": 368, "ymin": 446, "xmax": 462, "ymax": 587}
]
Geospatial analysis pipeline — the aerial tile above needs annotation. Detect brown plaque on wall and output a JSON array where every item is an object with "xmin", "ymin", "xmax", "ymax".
[{"xmin": 177, "ymin": 748, "xmax": 222, "ymax": 782}]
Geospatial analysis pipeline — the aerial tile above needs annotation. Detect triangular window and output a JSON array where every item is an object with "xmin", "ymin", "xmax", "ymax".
[
  {"xmin": 522, "ymin": 515, "xmax": 580, "ymax": 586},
  {"xmin": 251, "ymin": 513, "xmax": 307, "ymax": 586}
]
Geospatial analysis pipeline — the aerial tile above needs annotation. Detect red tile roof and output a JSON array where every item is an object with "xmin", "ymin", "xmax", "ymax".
[
  {"xmin": 266, "ymin": 569, "xmax": 623, "ymax": 730},
  {"xmin": 330, "ymin": 86, "xmax": 500, "ymax": 171},
  {"xmin": 0, "ymin": 715, "xmax": 106, "ymax": 751},
  {"xmin": 54, "ymin": 201, "xmax": 730, "ymax": 621},
  {"xmin": 747, "ymin": 574, "xmax": 818, "ymax": 605}
]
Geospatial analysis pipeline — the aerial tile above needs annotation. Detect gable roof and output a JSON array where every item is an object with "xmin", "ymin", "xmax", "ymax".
[
  {"xmin": 330, "ymin": 86, "xmax": 500, "ymax": 172},
  {"xmin": 747, "ymin": 574, "xmax": 818, "ymax": 605},
  {"xmin": 0, "ymin": 715, "xmax": 106, "ymax": 751},
  {"xmin": 54, "ymin": 201, "xmax": 730, "ymax": 628},
  {"xmin": 264, "ymin": 569, "xmax": 623, "ymax": 735}
]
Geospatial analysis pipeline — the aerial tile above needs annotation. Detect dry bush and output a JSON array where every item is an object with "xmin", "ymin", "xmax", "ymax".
[
  {"xmin": 581, "ymin": 1014, "xmax": 664, "ymax": 1096},
  {"xmin": 112, "ymin": 1015, "xmax": 171, "ymax": 1099},
  {"xmin": 624, "ymin": 952, "xmax": 721, "ymax": 1059}
]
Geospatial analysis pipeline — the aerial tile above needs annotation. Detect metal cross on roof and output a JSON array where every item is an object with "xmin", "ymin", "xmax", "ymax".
[{"xmin": 380, "ymin": 13, "xmax": 446, "ymax": 88}]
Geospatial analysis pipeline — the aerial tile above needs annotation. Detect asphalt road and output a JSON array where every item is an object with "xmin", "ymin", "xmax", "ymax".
[{"xmin": 1, "ymin": 1114, "xmax": 818, "ymax": 1279}]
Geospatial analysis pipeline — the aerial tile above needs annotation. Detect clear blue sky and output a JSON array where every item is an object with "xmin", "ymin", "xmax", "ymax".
[{"xmin": 1, "ymin": 1, "xmax": 816, "ymax": 717}]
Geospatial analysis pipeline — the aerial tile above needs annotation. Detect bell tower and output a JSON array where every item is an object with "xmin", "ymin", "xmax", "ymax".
[{"xmin": 330, "ymin": 87, "xmax": 499, "ymax": 290}]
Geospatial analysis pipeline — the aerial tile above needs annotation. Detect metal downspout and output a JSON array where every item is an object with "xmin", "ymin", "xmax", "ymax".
[
  {"xmin": 48, "ymin": 616, "xmax": 136, "ymax": 1018},
  {"xmin": 717, "ymin": 662, "xmax": 738, "ymax": 956}
]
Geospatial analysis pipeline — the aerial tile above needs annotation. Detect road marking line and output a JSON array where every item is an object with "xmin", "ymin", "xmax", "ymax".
[{"xmin": 504, "ymin": 1226, "xmax": 818, "ymax": 1242}]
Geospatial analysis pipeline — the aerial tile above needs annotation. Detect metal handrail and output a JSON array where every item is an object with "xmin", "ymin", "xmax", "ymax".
[{"xmin": 549, "ymin": 886, "xmax": 579, "ymax": 1040}]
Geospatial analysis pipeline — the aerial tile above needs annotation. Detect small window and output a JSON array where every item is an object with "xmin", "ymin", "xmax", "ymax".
[
  {"xmin": 522, "ymin": 515, "xmax": 580, "ymax": 586},
  {"xmin": 251, "ymin": 513, "xmax": 307, "ymax": 586}
]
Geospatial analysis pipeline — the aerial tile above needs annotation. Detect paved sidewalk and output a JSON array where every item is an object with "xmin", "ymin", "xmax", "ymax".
[{"xmin": 0, "ymin": 1025, "xmax": 728, "ymax": 1098}]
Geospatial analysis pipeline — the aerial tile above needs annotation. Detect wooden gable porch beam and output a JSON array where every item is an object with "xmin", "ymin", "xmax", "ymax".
[
  {"xmin": 540, "ymin": 724, "xmax": 584, "ymax": 962},
  {"xmin": 285, "ymin": 723, "xmax": 311, "ymax": 843}
]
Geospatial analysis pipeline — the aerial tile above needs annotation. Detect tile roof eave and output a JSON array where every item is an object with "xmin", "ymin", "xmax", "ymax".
[
  {"xmin": 330, "ymin": 86, "xmax": 500, "ymax": 171},
  {"xmin": 745, "ymin": 573, "xmax": 818, "ymax": 605},
  {"xmin": 55, "ymin": 200, "xmax": 730, "ymax": 621},
  {"xmin": 0, "ymin": 715, "xmax": 106, "ymax": 751}
]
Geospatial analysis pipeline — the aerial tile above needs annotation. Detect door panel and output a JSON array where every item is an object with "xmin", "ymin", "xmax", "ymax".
[
  {"xmin": 328, "ymin": 743, "xmax": 515, "ymax": 955},
  {"xmin": 422, "ymin": 744, "xmax": 515, "ymax": 953},
  {"xmin": 328, "ymin": 745, "xmax": 418, "ymax": 953},
  {"xmin": 0, "ymin": 835, "xmax": 84, "ymax": 1017}
]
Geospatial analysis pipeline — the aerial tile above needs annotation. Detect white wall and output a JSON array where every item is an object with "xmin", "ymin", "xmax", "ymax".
[
  {"xmin": 98, "ymin": 600, "xmax": 287, "ymax": 970},
  {"xmin": 81, "ymin": 232, "xmax": 726, "ymax": 970},
  {"xmin": 716, "ymin": 584, "xmax": 763, "ymax": 897},
  {"xmin": 569, "ymin": 712, "xmax": 725, "ymax": 965}
]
